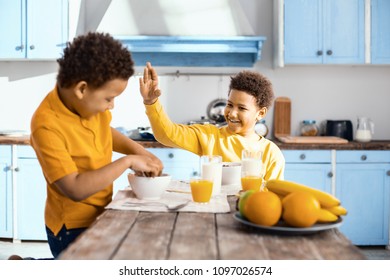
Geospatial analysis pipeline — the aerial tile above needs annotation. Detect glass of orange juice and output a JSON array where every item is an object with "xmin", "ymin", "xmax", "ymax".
[
  {"xmin": 241, "ymin": 149, "xmax": 264, "ymax": 191},
  {"xmin": 241, "ymin": 174, "xmax": 264, "ymax": 191},
  {"xmin": 190, "ymin": 177, "xmax": 213, "ymax": 203}
]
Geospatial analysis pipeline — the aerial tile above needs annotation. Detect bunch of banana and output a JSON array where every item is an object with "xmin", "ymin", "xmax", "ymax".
[{"xmin": 266, "ymin": 179, "xmax": 347, "ymax": 223}]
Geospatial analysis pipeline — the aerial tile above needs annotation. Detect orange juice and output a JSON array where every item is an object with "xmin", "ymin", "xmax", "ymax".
[
  {"xmin": 241, "ymin": 176, "xmax": 263, "ymax": 191},
  {"xmin": 190, "ymin": 179, "xmax": 213, "ymax": 203}
]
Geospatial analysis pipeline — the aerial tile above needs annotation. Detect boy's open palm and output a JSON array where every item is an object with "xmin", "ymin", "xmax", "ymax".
[{"xmin": 139, "ymin": 62, "xmax": 161, "ymax": 105}]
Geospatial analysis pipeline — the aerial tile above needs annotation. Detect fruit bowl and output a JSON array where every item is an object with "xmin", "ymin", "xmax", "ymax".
[{"xmin": 128, "ymin": 173, "xmax": 171, "ymax": 200}]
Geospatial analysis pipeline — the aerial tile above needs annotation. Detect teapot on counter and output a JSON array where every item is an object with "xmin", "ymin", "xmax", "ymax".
[{"xmin": 355, "ymin": 117, "xmax": 374, "ymax": 142}]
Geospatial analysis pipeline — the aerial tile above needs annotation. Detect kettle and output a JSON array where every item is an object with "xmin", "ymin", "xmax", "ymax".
[{"xmin": 355, "ymin": 117, "xmax": 374, "ymax": 142}]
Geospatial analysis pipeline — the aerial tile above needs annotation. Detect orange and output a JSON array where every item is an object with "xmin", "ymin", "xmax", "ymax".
[
  {"xmin": 238, "ymin": 190, "xmax": 256, "ymax": 218},
  {"xmin": 245, "ymin": 191, "xmax": 282, "ymax": 226},
  {"xmin": 282, "ymin": 192, "xmax": 320, "ymax": 227}
]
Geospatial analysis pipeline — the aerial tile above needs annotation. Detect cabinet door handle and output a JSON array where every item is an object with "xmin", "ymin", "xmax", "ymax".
[
  {"xmin": 29, "ymin": 45, "xmax": 35, "ymax": 50},
  {"xmin": 299, "ymin": 154, "xmax": 306, "ymax": 160},
  {"xmin": 15, "ymin": 45, "xmax": 24, "ymax": 51},
  {"xmin": 326, "ymin": 50, "xmax": 333, "ymax": 55},
  {"xmin": 168, "ymin": 153, "xmax": 174, "ymax": 159},
  {"xmin": 386, "ymin": 170, "xmax": 390, "ymax": 176},
  {"xmin": 316, "ymin": 50, "xmax": 323, "ymax": 56},
  {"xmin": 192, "ymin": 171, "xmax": 199, "ymax": 176},
  {"xmin": 14, "ymin": 167, "xmax": 20, "ymax": 172},
  {"xmin": 361, "ymin": 155, "xmax": 367, "ymax": 161},
  {"xmin": 327, "ymin": 172, "xmax": 333, "ymax": 178}
]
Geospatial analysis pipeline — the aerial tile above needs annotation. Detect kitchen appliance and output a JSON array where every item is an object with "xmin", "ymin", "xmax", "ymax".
[
  {"xmin": 324, "ymin": 120, "xmax": 353, "ymax": 141},
  {"xmin": 355, "ymin": 117, "xmax": 374, "ymax": 142},
  {"xmin": 207, "ymin": 98, "xmax": 227, "ymax": 124},
  {"xmin": 127, "ymin": 127, "xmax": 156, "ymax": 141},
  {"xmin": 187, "ymin": 116, "xmax": 215, "ymax": 125},
  {"xmin": 255, "ymin": 119, "xmax": 268, "ymax": 137},
  {"xmin": 273, "ymin": 97, "xmax": 291, "ymax": 138}
]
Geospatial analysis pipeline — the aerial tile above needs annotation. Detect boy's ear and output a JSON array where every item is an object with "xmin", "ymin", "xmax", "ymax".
[
  {"xmin": 74, "ymin": 81, "xmax": 88, "ymax": 100},
  {"xmin": 256, "ymin": 107, "xmax": 267, "ymax": 121}
]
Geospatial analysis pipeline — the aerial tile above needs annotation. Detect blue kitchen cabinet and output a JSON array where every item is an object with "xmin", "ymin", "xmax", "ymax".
[
  {"xmin": 0, "ymin": 0, "xmax": 68, "ymax": 59},
  {"xmin": 0, "ymin": 145, "xmax": 13, "ymax": 238},
  {"xmin": 15, "ymin": 145, "xmax": 47, "ymax": 241},
  {"xmin": 0, "ymin": 0, "xmax": 24, "ymax": 58},
  {"xmin": 371, "ymin": 0, "xmax": 390, "ymax": 64},
  {"xmin": 284, "ymin": 0, "xmax": 365, "ymax": 64},
  {"xmin": 282, "ymin": 150, "xmax": 333, "ymax": 193},
  {"xmin": 148, "ymin": 148, "xmax": 200, "ymax": 180},
  {"xmin": 336, "ymin": 151, "xmax": 390, "ymax": 246}
]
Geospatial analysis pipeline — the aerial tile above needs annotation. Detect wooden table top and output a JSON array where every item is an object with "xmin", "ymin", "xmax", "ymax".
[{"xmin": 58, "ymin": 196, "xmax": 365, "ymax": 260}]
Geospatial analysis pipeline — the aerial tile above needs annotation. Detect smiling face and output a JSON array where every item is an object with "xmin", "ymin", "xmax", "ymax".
[
  {"xmin": 224, "ymin": 89, "xmax": 267, "ymax": 137},
  {"xmin": 74, "ymin": 78, "xmax": 128, "ymax": 119}
]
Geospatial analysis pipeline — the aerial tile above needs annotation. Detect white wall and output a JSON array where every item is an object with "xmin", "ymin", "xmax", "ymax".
[{"xmin": 1, "ymin": 0, "xmax": 389, "ymax": 139}]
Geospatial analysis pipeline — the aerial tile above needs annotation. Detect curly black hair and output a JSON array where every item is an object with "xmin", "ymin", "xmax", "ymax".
[
  {"xmin": 229, "ymin": 71, "xmax": 274, "ymax": 109},
  {"xmin": 57, "ymin": 32, "xmax": 134, "ymax": 88}
]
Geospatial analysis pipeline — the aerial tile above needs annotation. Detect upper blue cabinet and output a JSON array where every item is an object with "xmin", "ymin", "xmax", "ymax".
[
  {"xmin": 0, "ymin": 0, "xmax": 68, "ymax": 60},
  {"xmin": 117, "ymin": 36, "xmax": 266, "ymax": 67},
  {"xmin": 371, "ymin": 0, "xmax": 390, "ymax": 64},
  {"xmin": 276, "ymin": 0, "xmax": 365, "ymax": 65}
]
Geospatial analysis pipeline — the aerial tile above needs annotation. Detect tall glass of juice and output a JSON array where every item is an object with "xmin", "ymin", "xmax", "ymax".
[{"xmin": 241, "ymin": 149, "xmax": 264, "ymax": 191}]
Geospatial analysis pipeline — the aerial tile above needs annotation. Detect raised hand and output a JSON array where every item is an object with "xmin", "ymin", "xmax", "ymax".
[{"xmin": 139, "ymin": 62, "xmax": 161, "ymax": 105}]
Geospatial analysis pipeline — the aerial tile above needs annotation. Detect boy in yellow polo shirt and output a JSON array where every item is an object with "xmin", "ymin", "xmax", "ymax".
[
  {"xmin": 30, "ymin": 33, "xmax": 163, "ymax": 258},
  {"xmin": 139, "ymin": 62, "xmax": 285, "ymax": 181}
]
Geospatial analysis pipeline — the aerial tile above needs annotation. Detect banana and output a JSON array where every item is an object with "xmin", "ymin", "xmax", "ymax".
[
  {"xmin": 266, "ymin": 179, "xmax": 340, "ymax": 208},
  {"xmin": 325, "ymin": 205, "xmax": 348, "ymax": 216},
  {"xmin": 317, "ymin": 208, "xmax": 339, "ymax": 223}
]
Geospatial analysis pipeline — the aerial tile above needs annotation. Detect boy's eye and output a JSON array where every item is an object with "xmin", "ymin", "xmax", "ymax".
[
  {"xmin": 239, "ymin": 106, "xmax": 247, "ymax": 111},
  {"xmin": 226, "ymin": 103, "xmax": 233, "ymax": 108}
]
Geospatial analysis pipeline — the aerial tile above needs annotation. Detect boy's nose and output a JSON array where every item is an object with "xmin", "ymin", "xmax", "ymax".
[{"xmin": 228, "ymin": 109, "xmax": 238, "ymax": 118}]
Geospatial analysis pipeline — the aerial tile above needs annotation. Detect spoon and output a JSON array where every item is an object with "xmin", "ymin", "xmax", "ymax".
[{"xmin": 122, "ymin": 200, "xmax": 190, "ymax": 211}]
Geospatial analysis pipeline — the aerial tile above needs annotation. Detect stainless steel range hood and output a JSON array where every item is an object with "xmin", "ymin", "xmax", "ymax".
[{"xmin": 77, "ymin": 0, "xmax": 266, "ymax": 67}]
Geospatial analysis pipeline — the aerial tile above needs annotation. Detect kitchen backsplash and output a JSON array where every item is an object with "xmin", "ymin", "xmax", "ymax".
[{"xmin": 1, "ymin": 63, "xmax": 390, "ymax": 140}]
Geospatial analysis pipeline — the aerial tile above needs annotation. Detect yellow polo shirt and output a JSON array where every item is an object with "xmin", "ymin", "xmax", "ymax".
[
  {"xmin": 145, "ymin": 100, "xmax": 285, "ymax": 181},
  {"xmin": 30, "ymin": 86, "xmax": 113, "ymax": 235}
]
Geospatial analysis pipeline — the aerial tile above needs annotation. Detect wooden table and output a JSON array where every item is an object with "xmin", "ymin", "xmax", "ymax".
[{"xmin": 59, "ymin": 197, "xmax": 365, "ymax": 260}]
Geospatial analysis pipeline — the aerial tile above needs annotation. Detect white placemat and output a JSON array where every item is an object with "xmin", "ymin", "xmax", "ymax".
[{"xmin": 106, "ymin": 181, "xmax": 231, "ymax": 213}]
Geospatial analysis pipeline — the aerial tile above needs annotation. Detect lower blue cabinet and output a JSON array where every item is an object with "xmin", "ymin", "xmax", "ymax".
[
  {"xmin": 148, "ymin": 148, "xmax": 200, "ymax": 180},
  {"xmin": 336, "ymin": 151, "xmax": 390, "ymax": 245},
  {"xmin": 16, "ymin": 146, "xmax": 47, "ymax": 241},
  {"xmin": 282, "ymin": 150, "xmax": 333, "ymax": 193},
  {"xmin": 0, "ymin": 145, "xmax": 13, "ymax": 238}
]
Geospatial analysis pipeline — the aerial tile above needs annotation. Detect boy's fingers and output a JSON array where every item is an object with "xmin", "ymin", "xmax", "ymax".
[{"xmin": 143, "ymin": 65, "xmax": 149, "ymax": 83}]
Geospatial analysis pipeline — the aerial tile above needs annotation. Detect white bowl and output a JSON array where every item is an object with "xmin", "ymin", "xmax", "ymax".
[
  {"xmin": 222, "ymin": 162, "xmax": 241, "ymax": 185},
  {"xmin": 128, "ymin": 173, "xmax": 171, "ymax": 200}
]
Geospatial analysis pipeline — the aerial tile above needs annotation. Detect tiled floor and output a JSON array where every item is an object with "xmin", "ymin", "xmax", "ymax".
[
  {"xmin": 1, "ymin": 239, "xmax": 390, "ymax": 260},
  {"xmin": 0, "ymin": 240, "xmax": 52, "ymax": 260}
]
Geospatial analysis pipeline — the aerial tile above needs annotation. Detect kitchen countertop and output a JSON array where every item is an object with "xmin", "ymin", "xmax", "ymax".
[{"xmin": 1, "ymin": 136, "xmax": 390, "ymax": 150}]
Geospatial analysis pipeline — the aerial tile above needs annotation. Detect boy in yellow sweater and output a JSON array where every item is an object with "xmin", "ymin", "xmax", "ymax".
[
  {"xmin": 139, "ymin": 63, "xmax": 284, "ymax": 181},
  {"xmin": 30, "ymin": 33, "xmax": 163, "ymax": 258}
]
